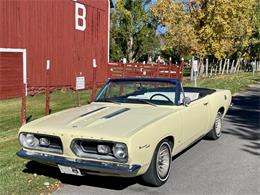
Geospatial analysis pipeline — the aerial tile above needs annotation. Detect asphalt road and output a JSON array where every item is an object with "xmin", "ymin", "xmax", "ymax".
[{"xmin": 51, "ymin": 83, "xmax": 260, "ymax": 195}]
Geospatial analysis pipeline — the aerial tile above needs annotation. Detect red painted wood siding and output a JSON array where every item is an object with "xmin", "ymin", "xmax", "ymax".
[
  {"xmin": 0, "ymin": 0, "xmax": 109, "ymax": 90},
  {"xmin": 0, "ymin": 52, "xmax": 23, "ymax": 99}
]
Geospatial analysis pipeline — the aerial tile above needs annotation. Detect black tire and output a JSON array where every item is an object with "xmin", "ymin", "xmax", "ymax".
[
  {"xmin": 206, "ymin": 112, "xmax": 222, "ymax": 140},
  {"xmin": 141, "ymin": 139, "xmax": 172, "ymax": 187}
]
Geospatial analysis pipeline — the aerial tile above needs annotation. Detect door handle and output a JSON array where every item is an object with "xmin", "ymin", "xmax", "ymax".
[{"xmin": 203, "ymin": 102, "xmax": 208, "ymax": 106}]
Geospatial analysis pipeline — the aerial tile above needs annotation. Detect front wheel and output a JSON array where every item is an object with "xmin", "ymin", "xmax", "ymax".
[
  {"xmin": 141, "ymin": 139, "xmax": 172, "ymax": 187},
  {"xmin": 206, "ymin": 112, "xmax": 222, "ymax": 140}
]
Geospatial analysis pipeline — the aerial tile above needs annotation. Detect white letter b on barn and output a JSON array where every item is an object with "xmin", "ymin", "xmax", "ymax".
[{"xmin": 75, "ymin": 2, "xmax": 86, "ymax": 31}]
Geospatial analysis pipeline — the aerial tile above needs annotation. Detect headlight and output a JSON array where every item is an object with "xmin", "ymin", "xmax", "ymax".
[
  {"xmin": 20, "ymin": 133, "xmax": 39, "ymax": 148},
  {"xmin": 19, "ymin": 133, "xmax": 63, "ymax": 154},
  {"xmin": 39, "ymin": 137, "xmax": 50, "ymax": 146},
  {"xmin": 97, "ymin": 145, "xmax": 111, "ymax": 154},
  {"xmin": 112, "ymin": 143, "xmax": 128, "ymax": 160}
]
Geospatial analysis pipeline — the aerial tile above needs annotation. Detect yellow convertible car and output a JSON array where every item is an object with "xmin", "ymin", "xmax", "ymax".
[{"xmin": 17, "ymin": 78, "xmax": 231, "ymax": 186}]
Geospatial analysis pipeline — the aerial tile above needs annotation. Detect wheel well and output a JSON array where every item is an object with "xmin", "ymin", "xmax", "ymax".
[
  {"xmin": 164, "ymin": 136, "xmax": 174, "ymax": 149},
  {"xmin": 218, "ymin": 107, "xmax": 225, "ymax": 115}
]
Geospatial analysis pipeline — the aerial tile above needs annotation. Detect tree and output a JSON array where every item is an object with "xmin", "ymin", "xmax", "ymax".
[
  {"xmin": 110, "ymin": 0, "xmax": 160, "ymax": 62},
  {"xmin": 152, "ymin": 0, "xmax": 202, "ymax": 58},
  {"xmin": 152, "ymin": 0, "xmax": 257, "ymax": 60},
  {"xmin": 247, "ymin": 0, "xmax": 260, "ymax": 60}
]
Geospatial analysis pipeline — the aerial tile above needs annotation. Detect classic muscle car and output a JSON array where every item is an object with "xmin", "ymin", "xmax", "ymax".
[{"xmin": 17, "ymin": 78, "xmax": 231, "ymax": 186}]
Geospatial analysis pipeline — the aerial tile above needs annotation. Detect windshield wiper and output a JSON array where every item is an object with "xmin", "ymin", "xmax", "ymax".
[{"xmin": 133, "ymin": 99, "xmax": 157, "ymax": 107}]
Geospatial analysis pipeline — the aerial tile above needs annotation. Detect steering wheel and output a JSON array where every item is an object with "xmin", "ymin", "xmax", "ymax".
[{"xmin": 150, "ymin": 94, "xmax": 174, "ymax": 104}]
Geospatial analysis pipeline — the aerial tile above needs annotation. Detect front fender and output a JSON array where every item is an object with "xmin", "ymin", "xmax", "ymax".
[{"xmin": 127, "ymin": 113, "xmax": 182, "ymax": 175}]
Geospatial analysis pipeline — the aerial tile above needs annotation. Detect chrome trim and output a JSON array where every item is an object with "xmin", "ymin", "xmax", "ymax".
[{"xmin": 17, "ymin": 149, "xmax": 140, "ymax": 175}]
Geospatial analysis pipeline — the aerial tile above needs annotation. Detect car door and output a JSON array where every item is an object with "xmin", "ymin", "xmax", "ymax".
[{"xmin": 180, "ymin": 97, "xmax": 210, "ymax": 147}]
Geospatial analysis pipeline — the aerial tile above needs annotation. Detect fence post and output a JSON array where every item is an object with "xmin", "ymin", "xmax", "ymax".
[
  {"xmin": 21, "ymin": 83, "xmax": 27, "ymax": 125},
  {"xmin": 155, "ymin": 64, "xmax": 160, "ymax": 78},
  {"xmin": 76, "ymin": 90, "xmax": 80, "ymax": 106},
  {"xmin": 226, "ymin": 59, "xmax": 230, "ymax": 74},
  {"xmin": 176, "ymin": 62, "xmax": 180, "ymax": 80},
  {"xmin": 91, "ymin": 59, "xmax": 97, "ymax": 102},
  {"xmin": 210, "ymin": 66, "xmax": 213, "ymax": 77},
  {"xmin": 205, "ymin": 58, "xmax": 209, "ymax": 77},
  {"xmin": 167, "ymin": 64, "xmax": 171, "ymax": 78},
  {"xmin": 180, "ymin": 62, "xmax": 184, "ymax": 80},
  {"xmin": 218, "ymin": 59, "xmax": 223, "ymax": 74},
  {"xmin": 190, "ymin": 56, "xmax": 194, "ymax": 80},
  {"xmin": 122, "ymin": 63, "xmax": 126, "ymax": 78},
  {"xmin": 75, "ymin": 73, "xmax": 80, "ymax": 107},
  {"xmin": 194, "ymin": 71, "xmax": 197, "ymax": 87},
  {"xmin": 175, "ymin": 65, "xmax": 179, "ymax": 80},
  {"xmin": 221, "ymin": 59, "xmax": 227, "ymax": 75},
  {"xmin": 178, "ymin": 59, "xmax": 185, "ymax": 80},
  {"xmin": 45, "ymin": 60, "xmax": 50, "ymax": 115}
]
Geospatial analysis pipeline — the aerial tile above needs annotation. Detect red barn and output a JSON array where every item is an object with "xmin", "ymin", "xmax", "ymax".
[{"xmin": 0, "ymin": 0, "xmax": 110, "ymax": 99}]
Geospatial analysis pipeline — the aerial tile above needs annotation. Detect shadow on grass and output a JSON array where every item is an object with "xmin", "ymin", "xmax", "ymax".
[
  {"xmin": 253, "ymin": 78, "xmax": 260, "ymax": 82},
  {"xmin": 222, "ymin": 84, "xmax": 260, "ymax": 156}
]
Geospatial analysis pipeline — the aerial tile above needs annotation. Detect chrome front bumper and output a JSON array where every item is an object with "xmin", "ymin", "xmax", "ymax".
[{"xmin": 17, "ymin": 149, "xmax": 141, "ymax": 176}]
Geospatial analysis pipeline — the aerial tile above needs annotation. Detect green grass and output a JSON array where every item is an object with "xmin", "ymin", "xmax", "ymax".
[
  {"xmin": 183, "ymin": 72, "xmax": 260, "ymax": 94},
  {"xmin": 0, "ymin": 140, "xmax": 59, "ymax": 194},
  {"xmin": 0, "ymin": 89, "xmax": 91, "ymax": 194},
  {"xmin": 0, "ymin": 72, "xmax": 259, "ymax": 194}
]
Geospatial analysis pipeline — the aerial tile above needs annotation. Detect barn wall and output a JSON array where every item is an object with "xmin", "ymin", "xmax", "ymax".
[{"xmin": 0, "ymin": 0, "xmax": 109, "ymax": 90}]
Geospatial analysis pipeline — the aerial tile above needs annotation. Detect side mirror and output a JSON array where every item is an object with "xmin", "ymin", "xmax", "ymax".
[{"xmin": 183, "ymin": 97, "xmax": 191, "ymax": 106}]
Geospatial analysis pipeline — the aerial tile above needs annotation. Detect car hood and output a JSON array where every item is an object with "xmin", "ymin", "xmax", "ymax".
[{"xmin": 21, "ymin": 102, "xmax": 178, "ymax": 139}]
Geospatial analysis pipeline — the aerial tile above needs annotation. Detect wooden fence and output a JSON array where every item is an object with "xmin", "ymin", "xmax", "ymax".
[
  {"xmin": 107, "ymin": 63, "xmax": 183, "ymax": 80},
  {"xmin": 190, "ymin": 58, "xmax": 260, "ymax": 80}
]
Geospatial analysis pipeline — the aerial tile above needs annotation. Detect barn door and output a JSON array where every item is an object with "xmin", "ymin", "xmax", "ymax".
[{"xmin": 0, "ymin": 52, "xmax": 23, "ymax": 99}]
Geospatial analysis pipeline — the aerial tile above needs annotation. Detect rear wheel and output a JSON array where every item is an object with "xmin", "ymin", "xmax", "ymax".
[
  {"xmin": 207, "ymin": 112, "xmax": 222, "ymax": 140},
  {"xmin": 142, "ymin": 139, "xmax": 172, "ymax": 187}
]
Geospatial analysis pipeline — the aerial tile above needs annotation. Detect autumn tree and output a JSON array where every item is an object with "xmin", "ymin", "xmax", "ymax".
[
  {"xmin": 152, "ymin": 1, "xmax": 202, "ymax": 58},
  {"xmin": 152, "ymin": 0, "xmax": 257, "ymax": 60}
]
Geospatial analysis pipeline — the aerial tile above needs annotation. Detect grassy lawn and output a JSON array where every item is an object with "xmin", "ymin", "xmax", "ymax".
[
  {"xmin": 0, "ymin": 72, "xmax": 259, "ymax": 194},
  {"xmin": 183, "ymin": 72, "xmax": 260, "ymax": 93},
  {"xmin": 0, "ymin": 90, "xmax": 91, "ymax": 194}
]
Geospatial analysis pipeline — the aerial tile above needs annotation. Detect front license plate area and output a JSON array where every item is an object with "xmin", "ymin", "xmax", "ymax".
[{"xmin": 58, "ymin": 164, "xmax": 82, "ymax": 176}]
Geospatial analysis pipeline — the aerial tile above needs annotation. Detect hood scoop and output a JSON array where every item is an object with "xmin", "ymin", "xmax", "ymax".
[
  {"xmin": 79, "ymin": 107, "xmax": 106, "ymax": 117},
  {"xmin": 66, "ymin": 106, "xmax": 107, "ymax": 127},
  {"xmin": 103, "ymin": 108, "xmax": 130, "ymax": 119}
]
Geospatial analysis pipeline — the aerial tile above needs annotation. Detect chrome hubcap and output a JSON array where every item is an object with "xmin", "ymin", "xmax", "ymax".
[
  {"xmin": 215, "ymin": 114, "xmax": 222, "ymax": 136},
  {"xmin": 156, "ymin": 143, "xmax": 171, "ymax": 180}
]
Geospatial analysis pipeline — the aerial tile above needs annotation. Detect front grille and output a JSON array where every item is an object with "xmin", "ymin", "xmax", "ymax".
[
  {"xmin": 70, "ymin": 139, "xmax": 128, "ymax": 163},
  {"xmin": 78, "ymin": 140, "xmax": 113, "ymax": 156}
]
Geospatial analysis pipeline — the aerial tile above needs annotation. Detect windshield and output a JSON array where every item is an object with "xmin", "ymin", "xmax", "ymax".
[{"xmin": 95, "ymin": 79, "xmax": 180, "ymax": 106}]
